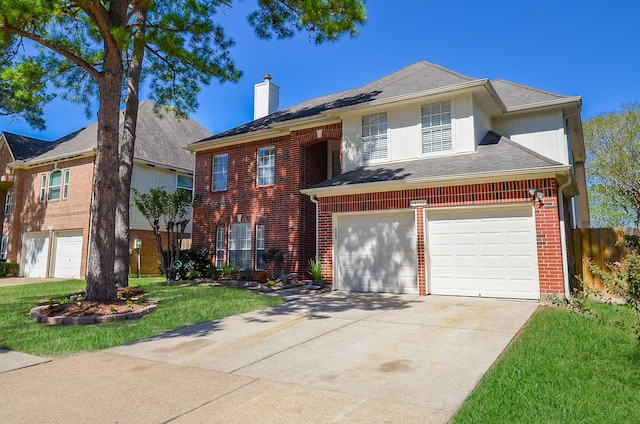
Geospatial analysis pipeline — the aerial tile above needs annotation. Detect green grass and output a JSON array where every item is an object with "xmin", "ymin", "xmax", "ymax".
[
  {"xmin": 451, "ymin": 302, "xmax": 640, "ymax": 423},
  {"xmin": 0, "ymin": 278, "xmax": 283, "ymax": 357}
]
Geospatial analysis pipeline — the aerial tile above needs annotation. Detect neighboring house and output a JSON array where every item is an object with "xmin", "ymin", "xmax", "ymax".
[
  {"xmin": 188, "ymin": 61, "xmax": 589, "ymax": 300},
  {"xmin": 0, "ymin": 101, "xmax": 211, "ymax": 278}
]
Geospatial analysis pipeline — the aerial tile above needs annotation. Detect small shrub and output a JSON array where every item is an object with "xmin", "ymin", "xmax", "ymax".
[
  {"xmin": 276, "ymin": 271, "xmax": 290, "ymax": 284},
  {"xmin": 307, "ymin": 259, "xmax": 323, "ymax": 281},
  {"xmin": 266, "ymin": 279, "xmax": 277, "ymax": 287},
  {"xmin": 207, "ymin": 264, "xmax": 221, "ymax": 280},
  {"xmin": 0, "ymin": 262, "xmax": 19, "ymax": 277},
  {"xmin": 220, "ymin": 263, "xmax": 239, "ymax": 280},
  {"xmin": 175, "ymin": 249, "xmax": 212, "ymax": 281},
  {"xmin": 239, "ymin": 267, "xmax": 252, "ymax": 280},
  {"xmin": 256, "ymin": 270, "xmax": 269, "ymax": 283}
]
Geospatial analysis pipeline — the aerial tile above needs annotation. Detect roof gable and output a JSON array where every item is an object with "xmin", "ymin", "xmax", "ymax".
[
  {"xmin": 490, "ymin": 79, "xmax": 572, "ymax": 110},
  {"xmin": 2, "ymin": 132, "xmax": 56, "ymax": 161},
  {"xmin": 195, "ymin": 61, "xmax": 479, "ymax": 143},
  {"xmin": 5, "ymin": 101, "xmax": 211, "ymax": 171}
]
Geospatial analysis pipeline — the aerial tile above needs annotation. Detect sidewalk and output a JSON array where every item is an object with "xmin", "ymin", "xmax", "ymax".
[{"xmin": 0, "ymin": 277, "xmax": 65, "ymax": 287}]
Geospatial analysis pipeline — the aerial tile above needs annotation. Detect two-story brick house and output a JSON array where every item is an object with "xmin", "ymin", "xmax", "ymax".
[
  {"xmin": 189, "ymin": 61, "xmax": 589, "ymax": 299},
  {"xmin": 0, "ymin": 101, "xmax": 211, "ymax": 278}
]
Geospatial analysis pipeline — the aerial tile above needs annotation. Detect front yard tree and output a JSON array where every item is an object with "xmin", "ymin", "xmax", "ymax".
[
  {"xmin": 584, "ymin": 103, "xmax": 640, "ymax": 227},
  {"xmin": 132, "ymin": 187, "xmax": 197, "ymax": 281},
  {"xmin": 0, "ymin": 1, "xmax": 366, "ymax": 301}
]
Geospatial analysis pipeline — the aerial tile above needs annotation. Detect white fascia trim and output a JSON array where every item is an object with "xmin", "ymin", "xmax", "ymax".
[
  {"xmin": 301, "ymin": 165, "xmax": 571, "ymax": 198},
  {"xmin": 9, "ymin": 149, "xmax": 96, "ymax": 169},
  {"xmin": 133, "ymin": 158, "xmax": 193, "ymax": 175},
  {"xmin": 505, "ymin": 96, "xmax": 582, "ymax": 113}
]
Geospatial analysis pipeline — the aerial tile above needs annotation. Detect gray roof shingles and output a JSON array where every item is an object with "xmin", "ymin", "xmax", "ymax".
[
  {"xmin": 192, "ymin": 61, "xmax": 577, "ymax": 144},
  {"xmin": 2, "ymin": 101, "xmax": 211, "ymax": 170},
  {"xmin": 310, "ymin": 131, "xmax": 564, "ymax": 190}
]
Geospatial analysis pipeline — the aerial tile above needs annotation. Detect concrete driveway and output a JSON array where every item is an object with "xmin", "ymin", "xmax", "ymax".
[{"xmin": 0, "ymin": 293, "xmax": 538, "ymax": 423}]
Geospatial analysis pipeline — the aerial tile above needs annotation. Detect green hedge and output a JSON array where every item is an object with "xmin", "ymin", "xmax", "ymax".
[{"xmin": 0, "ymin": 262, "xmax": 19, "ymax": 276}]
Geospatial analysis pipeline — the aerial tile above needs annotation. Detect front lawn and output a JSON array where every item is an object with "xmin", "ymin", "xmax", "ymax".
[
  {"xmin": 0, "ymin": 278, "xmax": 283, "ymax": 357},
  {"xmin": 451, "ymin": 302, "xmax": 640, "ymax": 423}
]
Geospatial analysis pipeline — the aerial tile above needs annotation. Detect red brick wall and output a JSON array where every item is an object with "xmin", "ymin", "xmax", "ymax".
[
  {"xmin": 192, "ymin": 124, "xmax": 341, "ymax": 276},
  {"xmin": 316, "ymin": 178, "xmax": 565, "ymax": 296},
  {"xmin": 9, "ymin": 157, "xmax": 94, "ymax": 275}
]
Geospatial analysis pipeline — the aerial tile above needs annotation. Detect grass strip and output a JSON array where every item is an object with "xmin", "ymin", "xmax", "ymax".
[
  {"xmin": 451, "ymin": 302, "xmax": 640, "ymax": 423},
  {"xmin": 0, "ymin": 278, "xmax": 283, "ymax": 357}
]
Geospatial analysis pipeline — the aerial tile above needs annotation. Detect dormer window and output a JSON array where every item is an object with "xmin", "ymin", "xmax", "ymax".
[
  {"xmin": 421, "ymin": 100, "xmax": 452, "ymax": 154},
  {"xmin": 362, "ymin": 112, "xmax": 388, "ymax": 162}
]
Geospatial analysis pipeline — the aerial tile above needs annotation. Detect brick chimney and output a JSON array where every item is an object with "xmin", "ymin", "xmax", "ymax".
[{"xmin": 254, "ymin": 74, "xmax": 280, "ymax": 120}]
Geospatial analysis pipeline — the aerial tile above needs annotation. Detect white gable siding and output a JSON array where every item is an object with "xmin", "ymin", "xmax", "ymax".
[
  {"xmin": 472, "ymin": 94, "xmax": 492, "ymax": 148},
  {"xmin": 341, "ymin": 95, "xmax": 477, "ymax": 172},
  {"xmin": 129, "ymin": 164, "xmax": 193, "ymax": 233},
  {"xmin": 493, "ymin": 110, "xmax": 568, "ymax": 164}
]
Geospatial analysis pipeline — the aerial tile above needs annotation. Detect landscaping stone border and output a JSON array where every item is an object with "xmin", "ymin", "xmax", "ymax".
[{"xmin": 29, "ymin": 302, "xmax": 159, "ymax": 325}]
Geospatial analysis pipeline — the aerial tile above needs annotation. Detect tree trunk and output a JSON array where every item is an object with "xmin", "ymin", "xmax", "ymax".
[
  {"xmin": 114, "ymin": 9, "xmax": 147, "ymax": 287},
  {"xmin": 85, "ymin": 70, "xmax": 122, "ymax": 301},
  {"xmin": 85, "ymin": 2, "xmax": 128, "ymax": 301}
]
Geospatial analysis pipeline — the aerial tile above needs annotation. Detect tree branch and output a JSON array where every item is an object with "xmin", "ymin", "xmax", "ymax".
[{"xmin": 0, "ymin": 23, "xmax": 101, "ymax": 81}]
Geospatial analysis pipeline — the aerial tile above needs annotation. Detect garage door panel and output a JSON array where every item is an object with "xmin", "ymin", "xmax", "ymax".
[
  {"xmin": 23, "ymin": 234, "xmax": 50, "ymax": 278},
  {"xmin": 337, "ymin": 212, "xmax": 417, "ymax": 294},
  {"xmin": 428, "ymin": 207, "xmax": 539, "ymax": 300},
  {"xmin": 52, "ymin": 232, "xmax": 83, "ymax": 279}
]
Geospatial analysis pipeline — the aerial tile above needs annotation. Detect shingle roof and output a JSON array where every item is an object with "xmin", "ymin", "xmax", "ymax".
[
  {"xmin": 191, "ymin": 61, "xmax": 579, "ymax": 145},
  {"xmin": 3, "ymin": 101, "xmax": 211, "ymax": 170},
  {"xmin": 193, "ymin": 61, "xmax": 479, "ymax": 143},
  {"xmin": 310, "ymin": 131, "xmax": 563, "ymax": 190},
  {"xmin": 2, "ymin": 132, "xmax": 57, "ymax": 161},
  {"xmin": 490, "ymin": 79, "xmax": 570, "ymax": 110}
]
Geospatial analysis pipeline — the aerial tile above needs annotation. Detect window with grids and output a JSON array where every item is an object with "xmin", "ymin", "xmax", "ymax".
[
  {"xmin": 48, "ymin": 170, "xmax": 62, "ymax": 200},
  {"xmin": 362, "ymin": 112, "xmax": 388, "ymax": 162},
  {"xmin": 228, "ymin": 223, "xmax": 251, "ymax": 269},
  {"xmin": 212, "ymin": 154, "xmax": 228, "ymax": 191},
  {"xmin": 257, "ymin": 146, "xmax": 275, "ymax": 187},
  {"xmin": 63, "ymin": 170, "xmax": 70, "ymax": 199},
  {"xmin": 255, "ymin": 224, "xmax": 264, "ymax": 270},
  {"xmin": 4, "ymin": 190, "xmax": 13, "ymax": 216},
  {"xmin": 216, "ymin": 226, "xmax": 225, "ymax": 267},
  {"xmin": 0, "ymin": 236, "xmax": 7, "ymax": 260},
  {"xmin": 177, "ymin": 175, "xmax": 193, "ymax": 200},
  {"xmin": 421, "ymin": 101, "xmax": 452, "ymax": 154}
]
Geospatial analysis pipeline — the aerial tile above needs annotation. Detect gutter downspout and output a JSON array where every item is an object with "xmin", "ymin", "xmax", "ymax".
[
  {"xmin": 558, "ymin": 174, "xmax": 573, "ymax": 299},
  {"xmin": 309, "ymin": 195, "xmax": 319, "ymax": 260}
]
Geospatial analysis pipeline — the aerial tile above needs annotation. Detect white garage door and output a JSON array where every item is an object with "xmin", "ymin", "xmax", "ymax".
[
  {"xmin": 428, "ymin": 207, "xmax": 539, "ymax": 299},
  {"xmin": 336, "ymin": 212, "xmax": 417, "ymax": 294},
  {"xmin": 52, "ymin": 232, "xmax": 84, "ymax": 279},
  {"xmin": 23, "ymin": 233, "xmax": 50, "ymax": 278}
]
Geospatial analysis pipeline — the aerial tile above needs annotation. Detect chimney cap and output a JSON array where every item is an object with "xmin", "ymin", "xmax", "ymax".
[{"xmin": 263, "ymin": 73, "xmax": 272, "ymax": 81}]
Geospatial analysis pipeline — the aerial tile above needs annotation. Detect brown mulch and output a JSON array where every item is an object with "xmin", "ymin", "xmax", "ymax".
[{"xmin": 39, "ymin": 286, "xmax": 151, "ymax": 318}]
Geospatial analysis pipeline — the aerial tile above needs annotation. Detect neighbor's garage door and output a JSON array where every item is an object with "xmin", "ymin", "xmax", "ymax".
[
  {"xmin": 428, "ymin": 206, "xmax": 539, "ymax": 299},
  {"xmin": 52, "ymin": 231, "xmax": 83, "ymax": 279},
  {"xmin": 336, "ymin": 211, "xmax": 417, "ymax": 294},
  {"xmin": 23, "ymin": 233, "xmax": 50, "ymax": 278}
]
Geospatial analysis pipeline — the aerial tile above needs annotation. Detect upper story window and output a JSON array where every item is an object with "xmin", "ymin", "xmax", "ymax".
[
  {"xmin": 257, "ymin": 146, "xmax": 275, "ymax": 187},
  {"xmin": 40, "ymin": 169, "xmax": 70, "ymax": 202},
  {"xmin": 421, "ymin": 100, "xmax": 452, "ymax": 154},
  {"xmin": 4, "ymin": 190, "xmax": 13, "ymax": 216},
  {"xmin": 362, "ymin": 112, "xmax": 388, "ymax": 162},
  {"xmin": 212, "ymin": 154, "xmax": 228, "ymax": 191},
  {"xmin": 177, "ymin": 174, "xmax": 193, "ymax": 199}
]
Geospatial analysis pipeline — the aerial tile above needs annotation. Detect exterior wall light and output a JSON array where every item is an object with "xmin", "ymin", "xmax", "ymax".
[{"xmin": 528, "ymin": 189, "xmax": 544, "ymax": 206}]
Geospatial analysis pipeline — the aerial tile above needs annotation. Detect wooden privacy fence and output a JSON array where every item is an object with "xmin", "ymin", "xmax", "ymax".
[{"xmin": 572, "ymin": 227, "xmax": 640, "ymax": 293}]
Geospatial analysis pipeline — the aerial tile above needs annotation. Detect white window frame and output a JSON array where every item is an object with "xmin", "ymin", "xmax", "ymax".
[
  {"xmin": 228, "ymin": 222, "xmax": 251, "ymax": 269},
  {"xmin": 176, "ymin": 174, "xmax": 194, "ymax": 200},
  {"xmin": 47, "ymin": 169, "xmax": 62, "ymax": 201},
  {"xmin": 39, "ymin": 174, "xmax": 47, "ymax": 202},
  {"xmin": 212, "ymin": 153, "xmax": 228, "ymax": 191},
  {"xmin": 255, "ymin": 224, "xmax": 265, "ymax": 270},
  {"xmin": 421, "ymin": 100, "xmax": 452, "ymax": 154},
  {"xmin": 63, "ymin": 170, "xmax": 70, "ymax": 199},
  {"xmin": 362, "ymin": 112, "xmax": 388, "ymax": 162},
  {"xmin": 4, "ymin": 190, "xmax": 13, "ymax": 216},
  {"xmin": 215, "ymin": 225, "xmax": 225, "ymax": 267},
  {"xmin": 257, "ymin": 146, "xmax": 275, "ymax": 187},
  {"xmin": 0, "ymin": 236, "xmax": 7, "ymax": 260}
]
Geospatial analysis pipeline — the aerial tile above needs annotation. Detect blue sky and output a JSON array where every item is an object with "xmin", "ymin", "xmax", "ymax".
[{"xmin": 1, "ymin": 0, "xmax": 639, "ymax": 140}]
